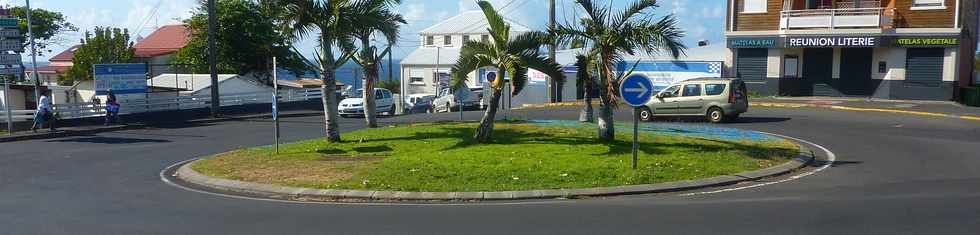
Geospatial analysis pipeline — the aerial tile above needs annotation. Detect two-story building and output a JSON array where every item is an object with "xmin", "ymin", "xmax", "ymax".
[
  {"xmin": 399, "ymin": 11, "xmax": 531, "ymax": 97},
  {"xmin": 725, "ymin": 0, "xmax": 978, "ymax": 100}
]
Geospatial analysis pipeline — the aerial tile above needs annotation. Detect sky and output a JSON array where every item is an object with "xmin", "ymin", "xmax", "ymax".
[{"xmin": 1, "ymin": 0, "xmax": 729, "ymax": 61}]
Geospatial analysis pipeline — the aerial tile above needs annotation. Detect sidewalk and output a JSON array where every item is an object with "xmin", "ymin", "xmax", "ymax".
[{"xmin": 752, "ymin": 97, "xmax": 980, "ymax": 120}]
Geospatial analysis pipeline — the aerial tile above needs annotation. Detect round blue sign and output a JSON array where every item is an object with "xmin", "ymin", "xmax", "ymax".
[{"xmin": 619, "ymin": 74, "xmax": 654, "ymax": 107}]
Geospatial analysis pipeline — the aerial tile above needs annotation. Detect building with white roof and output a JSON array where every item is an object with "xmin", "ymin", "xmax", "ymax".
[
  {"xmin": 400, "ymin": 11, "xmax": 532, "ymax": 97},
  {"xmin": 147, "ymin": 73, "xmax": 270, "ymax": 96}
]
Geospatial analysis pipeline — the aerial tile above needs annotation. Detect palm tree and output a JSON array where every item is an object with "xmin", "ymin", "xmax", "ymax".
[
  {"xmin": 347, "ymin": 0, "xmax": 405, "ymax": 128},
  {"xmin": 451, "ymin": 1, "xmax": 564, "ymax": 143},
  {"xmin": 552, "ymin": 0, "xmax": 685, "ymax": 141},
  {"xmin": 274, "ymin": 0, "xmax": 399, "ymax": 141},
  {"xmin": 575, "ymin": 51, "xmax": 598, "ymax": 122}
]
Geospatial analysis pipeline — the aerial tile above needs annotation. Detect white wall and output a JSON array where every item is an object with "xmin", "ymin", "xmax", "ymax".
[
  {"xmin": 766, "ymin": 48, "xmax": 783, "ymax": 78},
  {"xmin": 400, "ymin": 65, "xmax": 478, "ymax": 97},
  {"xmin": 943, "ymin": 48, "xmax": 957, "ymax": 82},
  {"xmin": 0, "ymin": 89, "xmax": 26, "ymax": 110},
  {"xmin": 832, "ymin": 48, "xmax": 841, "ymax": 79},
  {"xmin": 194, "ymin": 77, "xmax": 272, "ymax": 96},
  {"xmin": 872, "ymin": 47, "xmax": 906, "ymax": 81}
]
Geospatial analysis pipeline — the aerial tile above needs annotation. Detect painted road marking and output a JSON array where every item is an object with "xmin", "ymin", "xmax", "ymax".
[{"xmin": 681, "ymin": 132, "xmax": 836, "ymax": 196}]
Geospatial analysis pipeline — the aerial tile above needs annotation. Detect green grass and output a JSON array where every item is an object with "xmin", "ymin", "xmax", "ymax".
[{"xmin": 193, "ymin": 122, "xmax": 799, "ymax": 192}]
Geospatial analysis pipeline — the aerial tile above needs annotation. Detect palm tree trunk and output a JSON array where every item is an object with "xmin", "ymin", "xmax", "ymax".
[
  {"xmin": 319, "ymin": 48, "xmax": 341, "ymax": 142},
  {"xmin": 363, "ymin": 62, "xmax": 379, "ymax": 128},
  {"xmin": 596, "ymin": 86, "xmax": 614, "ymax": 141},
  {"xmin": 579, "ymin": 80, "xmax": 594, "ymax": 122},
  {"xmin": 597, "ymin": 54, "xmax": 615, "ymax": 141},
  {"xmin": 474, "ymin": 87, "xmax": 503, "ymax": 143}
]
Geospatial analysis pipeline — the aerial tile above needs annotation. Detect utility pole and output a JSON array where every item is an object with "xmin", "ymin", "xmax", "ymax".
[
  {"xmin": 26, "ymin": 0, "xmax": 40, "ymax": 108},
  {"xmin": 548, "ymin": 0, "xmax": 559, "ymax": 103},
  {"xmin": 207, "ymin": 0, "xmax": 220, "ymax": 117}
]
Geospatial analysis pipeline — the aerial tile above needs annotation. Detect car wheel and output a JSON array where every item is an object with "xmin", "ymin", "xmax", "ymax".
[
  {"xmin": 444, "ymin": 103, "xmax": 452, "ymax": 113},
  {"xmin": 638, "ymin": 107, "xmax": 654, "ymax": 122},
  {"xmin": 707, "ymin": 107, "xmax": 725, "ymax": 123}
]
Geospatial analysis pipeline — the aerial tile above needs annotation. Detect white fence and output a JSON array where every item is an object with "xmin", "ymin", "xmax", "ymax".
[{"xmin": 1, "ymin": 88, "xmax": 323, "ymax": 122}]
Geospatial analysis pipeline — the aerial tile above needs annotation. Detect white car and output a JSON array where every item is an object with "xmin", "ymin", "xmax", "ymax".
[{"xmin": 339, "ymin": 88, "xmax": 395, "ymax": 118}]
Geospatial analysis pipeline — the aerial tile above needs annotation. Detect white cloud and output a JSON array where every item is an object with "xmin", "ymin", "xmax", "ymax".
[{"xmin": 671, "ymin": 0, "xmax": 688, "ymax": 16}]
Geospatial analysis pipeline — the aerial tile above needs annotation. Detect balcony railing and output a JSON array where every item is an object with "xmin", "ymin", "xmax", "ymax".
[{"xmin": 780, "ymin": 7, "xmax": 886, "ymax": 30}]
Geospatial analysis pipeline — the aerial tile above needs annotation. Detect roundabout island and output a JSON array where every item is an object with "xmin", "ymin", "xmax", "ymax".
[{"xmin": 175, "ymin": 120, "xmax": 811, "ymax": 202}]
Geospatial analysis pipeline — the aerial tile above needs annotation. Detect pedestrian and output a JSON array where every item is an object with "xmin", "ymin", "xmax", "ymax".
[
  {"xmin": 31, "ymin": 90, "xmax": 55, "ymax": 132},
  {"xmin": 104, "ymin": 89, "xmax": 121, "ymax": 125}
]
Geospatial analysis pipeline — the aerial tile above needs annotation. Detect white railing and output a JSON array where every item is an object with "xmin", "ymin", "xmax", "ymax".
[
  {"xmin": 0, "ymin": 110, "xmax": 36, "ymax": 122},
  {"xmin": 2, "ymin": 88, "xmax": 325, "ymax": 121},
  {"xmin": 780, "ymin": 7, "xmax": 885, "ymax": 30}
]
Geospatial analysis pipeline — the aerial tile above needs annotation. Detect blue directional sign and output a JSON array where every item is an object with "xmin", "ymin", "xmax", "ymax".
[
  {"xmin": 619, "ymin": 74, "xmax": 654, "ymax": 107},
  {"xmin": 271, "ymin": 93, "xmax": 279, "ymax": 120}
]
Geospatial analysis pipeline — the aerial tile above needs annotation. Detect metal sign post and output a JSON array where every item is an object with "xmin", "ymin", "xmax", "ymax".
[
  {"xmin": 619, "ymin": 74, "xmax": 654, "ymax": 170},
  {"xmin": 272, "ymin": 57, "xmax": 280, "ymax": 155},
  {"xmin": 3, "ymin": 77, "xmax": 11, "ymax": 135}
]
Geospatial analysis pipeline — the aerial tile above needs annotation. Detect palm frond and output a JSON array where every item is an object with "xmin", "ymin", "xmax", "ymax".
[
  {"xmin": 452, "ymin": 41, "xmax": 496, "ymax": 90},
  {"xmin": 477, "ymin": 1, "xmax": 511, "ymax": 49}
]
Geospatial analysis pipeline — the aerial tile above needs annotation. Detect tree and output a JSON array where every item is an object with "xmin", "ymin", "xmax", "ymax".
[
  {"xmin": 575, "ymin": 51, "xmax": 598, "ymax": 122},
  {"xmin": 9, "ymin": 7, "xmax": 78, "ymax": 57},
  {"xmin": 552, "ymin": 0, "xmax": 685, "ymax": 141},
  {"xmin": 348, "ymin": 0, "xmax": 404, "ymax": 128},
  {"xmin": 174, "ymin": 0, "xmax": 308, "ymax": 85},
  {"xmin": 274, "ymin": 0, "xmax": 398, "ymax": 142},
  {"xmin": 451, "ymin": 1, "xmax": 564, "ymax": 143},
  {"xmin": 62, "ymin": 27, "xmax": 134, "ymax": 82}
]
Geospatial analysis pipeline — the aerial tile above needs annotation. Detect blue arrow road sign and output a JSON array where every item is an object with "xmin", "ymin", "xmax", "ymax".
[{"xmin": 619, "ymin": 74, "xmax": 654, "ymax": 107}]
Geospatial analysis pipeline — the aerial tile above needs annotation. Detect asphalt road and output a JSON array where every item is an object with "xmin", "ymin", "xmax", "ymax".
[{"xmin": 2, "ymin": 105, "xmax": 979, "ymax": 234}]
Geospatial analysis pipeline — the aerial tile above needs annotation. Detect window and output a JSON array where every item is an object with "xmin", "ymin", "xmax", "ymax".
[
  {"xmin": 482, "ymin": 35, "xmax": 489, "ymax": 42},
  {"xmin": 705, "ymin": 84, "xmax": 726, "ymax": 96},
  {"xmin": 462, "ymin": 35, "xmax": 470, "ymax": 42},
  {"xmin": 662, "ymin": 85, "xmax": 681, "ymax": 97},
  {"xmin": 682, "ymin": 84, "xmax": 702, "ymax": 97},
  {"xmin": 912, "ymin": 0, "xmax": 944, "ymax": 9},
  {"xmin": 425, "ymin": 36, "xmax": 434, "ymax": 46},
  {"xmin": 444, "ymin": 35, "xmax": 452, "ymax": 46},
  {"xmin": 409, "ymin": 69, "xmax": 425, "ymax": 84},
  {"xmin": 741, "ymin": 0, "xmax": 766, "ymax": 13}
]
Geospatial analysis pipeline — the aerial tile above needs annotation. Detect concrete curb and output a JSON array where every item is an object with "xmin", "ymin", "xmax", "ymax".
[
  {"xmin": 751, "ymin": 102, "xmax": 980, "ymax": 121},
  {"xmin": 175, "ymin": 141, "xmax": 816, "ymax": 202}
]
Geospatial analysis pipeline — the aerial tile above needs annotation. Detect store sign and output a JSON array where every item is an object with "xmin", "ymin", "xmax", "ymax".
[
  {"xmin": 892, "ymin": 37, "xmax": 959, "ymax": 47},
  {"xmin": 785, "ymin": 36, "xmax": 879, "ymax": 48},
  {"xmin": 728, "ymin": 38, "xmax": 779, "ymax": 48}
]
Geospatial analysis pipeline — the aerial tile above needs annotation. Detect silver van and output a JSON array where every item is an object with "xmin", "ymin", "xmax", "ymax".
[{"xmin": 638, "ymin": 78, "xmax": 748, "ymax": 123}]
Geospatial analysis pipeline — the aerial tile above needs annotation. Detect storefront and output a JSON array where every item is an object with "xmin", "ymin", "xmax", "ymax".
[{"xmin": 727, "ymin": 35, "xmax": 961, "ymax": 100}]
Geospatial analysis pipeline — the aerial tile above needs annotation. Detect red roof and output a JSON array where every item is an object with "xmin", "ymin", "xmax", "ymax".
[
  {"xmin": 133, "ymin": 24, "xmax": 191, "ymax": 58},
  {"xmin": 49, "ymin": 45, "xmax": 81, "ymax": 62}
]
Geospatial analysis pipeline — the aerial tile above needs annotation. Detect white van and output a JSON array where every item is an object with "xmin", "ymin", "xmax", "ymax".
[{"xmin": 339, "ymin": 88, "xmax": 395, "ymax": 117}]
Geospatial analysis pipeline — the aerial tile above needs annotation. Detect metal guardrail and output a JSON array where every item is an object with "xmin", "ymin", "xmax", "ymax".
[{"xmin": 2, "ymin": 88, "xmax": 324, "ymax": 122}]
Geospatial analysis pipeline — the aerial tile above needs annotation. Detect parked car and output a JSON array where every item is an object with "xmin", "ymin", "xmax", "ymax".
[
  {"xmin": 404, "ymin": 94, "xmax": 436, "ymax": 114},
  {"xmin": 638, "ymin": 77, "xmax": 748, "ymax": 123},
  {"xmin": 433, "ymin": 86, "xmax": 482, "ymax": 113},
  {"xmin": 339, "ymin": 88, "xmax": 395, "ymax": 118}
]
